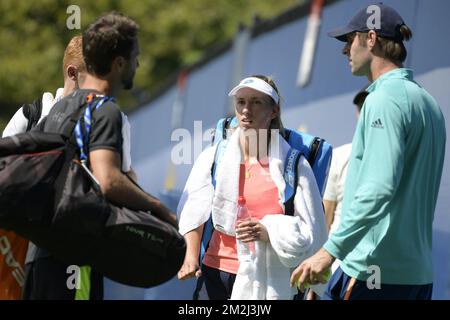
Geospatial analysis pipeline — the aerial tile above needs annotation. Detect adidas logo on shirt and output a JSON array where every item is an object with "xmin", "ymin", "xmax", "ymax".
[{"xmin": 371, "ymin": 118, "xmax": 384, "ymax": 129}]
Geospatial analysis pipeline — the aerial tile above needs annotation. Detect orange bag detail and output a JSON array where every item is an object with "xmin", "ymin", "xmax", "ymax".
[{"xmin": 0, "ymin": 230, "xmax": 27, "ymax": 300}]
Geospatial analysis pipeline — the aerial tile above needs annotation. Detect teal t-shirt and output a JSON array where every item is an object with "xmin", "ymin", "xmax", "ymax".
[{"xmin": 324, "ymin": 68, "xmax": 446, "ymax": 285}]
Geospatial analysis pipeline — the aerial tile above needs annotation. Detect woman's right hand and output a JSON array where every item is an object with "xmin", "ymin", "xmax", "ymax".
[{"xmin": 177, "ymin": 254, "xmax": 202, "ymax": 280}]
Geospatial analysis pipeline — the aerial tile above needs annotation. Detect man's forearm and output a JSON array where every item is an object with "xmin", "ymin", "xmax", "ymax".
[{"xmin": 104, "ymin": 169, "xmax": 177, "ymax": 227}]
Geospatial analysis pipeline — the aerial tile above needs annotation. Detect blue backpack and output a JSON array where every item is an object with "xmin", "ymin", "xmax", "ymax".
[
  {"xmin": 192, "ymin": 117, "xmax": 332, "ymax": 299},
  {"xmin": 211, "ymin": 117, "xmax": 333, "ymax": 197}
]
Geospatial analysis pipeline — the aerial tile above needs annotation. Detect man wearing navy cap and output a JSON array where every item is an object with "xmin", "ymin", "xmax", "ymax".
[{"xmin": 291, "ymin": 3, "xmax": 446, "ymax": 300}]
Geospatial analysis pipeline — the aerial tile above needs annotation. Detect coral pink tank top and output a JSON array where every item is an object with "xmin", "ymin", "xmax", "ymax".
[{"xmin": 203, "ymin": 160, "xmax": 283, "ymax": 274}]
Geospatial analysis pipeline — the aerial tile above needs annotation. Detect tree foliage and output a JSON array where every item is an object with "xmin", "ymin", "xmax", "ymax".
[{"xmin": 0, "ymin": 0, "xmax": 302, "ymax": 130}]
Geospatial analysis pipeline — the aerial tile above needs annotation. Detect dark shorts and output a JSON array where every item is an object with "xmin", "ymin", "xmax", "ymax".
[
  {"xmin": 23, "ymin": 256, "xmax": 103, "ymax": 300},
  {"xmin": 323, "ymin": 267, "xmax": 433, "ymax": 300},
  {"xmin": 194, "ymin": 264, "xmax": 236, "ymax": 300}
]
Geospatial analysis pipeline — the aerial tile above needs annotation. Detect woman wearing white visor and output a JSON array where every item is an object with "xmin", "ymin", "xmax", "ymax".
[{"xmin": 177, "ymin": 75, "xmax": 327, "ymax": 299}]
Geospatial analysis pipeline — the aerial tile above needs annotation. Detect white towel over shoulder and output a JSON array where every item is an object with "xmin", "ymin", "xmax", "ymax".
[{"xmin": 177, "ymin": 144, "xmax": 217, "ymax": 235}]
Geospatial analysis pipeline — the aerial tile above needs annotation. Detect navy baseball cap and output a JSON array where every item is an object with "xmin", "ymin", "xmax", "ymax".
[{"xmin": 328, "ymin": 3, "xmax": 406, "ymax": 42}]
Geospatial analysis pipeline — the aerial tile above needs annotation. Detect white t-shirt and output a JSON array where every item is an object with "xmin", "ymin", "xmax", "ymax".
[{"xmin": 323, "ymin": 143, "xmax": 352, "ymax": 236}]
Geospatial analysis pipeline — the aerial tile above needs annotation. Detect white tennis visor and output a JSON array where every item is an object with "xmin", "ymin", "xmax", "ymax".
[{"xmin": 228, "ymin": 77, "xmax": 279, "ymax": 103}]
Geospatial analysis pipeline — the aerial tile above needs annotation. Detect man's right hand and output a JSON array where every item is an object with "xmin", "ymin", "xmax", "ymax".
[{"xmin": 177, "ymin": 255, "xmax": 201, "ymax": 280}]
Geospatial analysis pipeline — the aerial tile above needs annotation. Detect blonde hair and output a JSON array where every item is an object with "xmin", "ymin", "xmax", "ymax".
[
  {"xmin": 251, "ymin": 74, "xmax": 285, "ymax": 137},
  {"xmin": 62, "ymin": 35, "xmax": 85, "ymax": 78}
]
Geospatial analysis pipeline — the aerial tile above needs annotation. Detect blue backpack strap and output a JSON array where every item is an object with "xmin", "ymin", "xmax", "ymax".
[
  {"xmin": 194, "ymin": 140, "xmax": 226, "ymax": 300},
  {"xmin": 74, "ymin": 95, "xmax": 114, "ymax": 162},
  {"xmin": 221, "ymin": 117, "xmax": 233, "ymax": 140},
  {"xmin": 308, "ymin": 137, "xmax": 322, "ymax": 165},
  {"xmin": 198, "ymin": 140, "xmax": 227, "ymax": 266},
  {"xmin": 283, "ymin": 147, "xmax": 302, "ymax": 216},
  {"xmin": 284, "ymin": 128, "xmax": 333, "ymax": 197},
  {"xmin": 211, "ymin": 117, "xmax": 236, "ymax": 145},
  {"xmin": 307, "ymin": 137, "xmax": 332, "ymax": 196},
  {"xmin": 284, "ymin": 129, "xmax": 310, "ymax": 159},
  {"xmin": 193, "ymin": 213, "xmax": 213, "ymax": 299}
]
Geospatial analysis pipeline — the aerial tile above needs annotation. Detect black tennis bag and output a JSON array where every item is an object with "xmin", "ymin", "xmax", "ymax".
[{"xmin": 0, "ymin": 98, "xmax": 186, "ymax": 288}]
